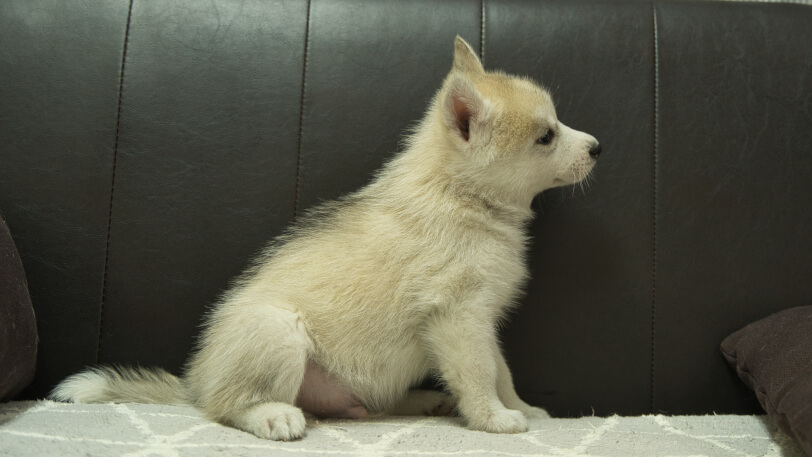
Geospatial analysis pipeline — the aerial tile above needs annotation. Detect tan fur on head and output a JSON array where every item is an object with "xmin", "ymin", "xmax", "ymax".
[
  {"xmin": 51, "ymin": 37, "xmax": 598, "ymax": 441},
  {"xmin": 433, "ymin": 38, "xmax": 599, "ymax": 210}
]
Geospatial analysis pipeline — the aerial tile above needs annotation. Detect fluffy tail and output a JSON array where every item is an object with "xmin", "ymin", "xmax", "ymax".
[{"xmin": 50, "ymin": 366, "xmax": 188, "ymax": 405}]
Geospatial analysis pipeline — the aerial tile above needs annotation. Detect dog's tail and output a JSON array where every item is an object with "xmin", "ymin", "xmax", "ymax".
[{"xmin": 50, "ymin": 366, "xmax": 188, "ymax": 405}]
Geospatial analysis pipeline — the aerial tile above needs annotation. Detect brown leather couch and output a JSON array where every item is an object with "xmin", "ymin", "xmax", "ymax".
[{"xmin": 2, "ymin": 0, "xmax": 811, "ymax": 417}]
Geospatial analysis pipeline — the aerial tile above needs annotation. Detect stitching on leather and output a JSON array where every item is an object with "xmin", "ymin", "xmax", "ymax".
[
  {"xmin": 293, "ymin": 0, "xmax": 313, "ymax": 223},
  {"xmin": 480, "ymin": 0, "xmax": 486, "ymax": 64},
  {"xmin": 97, "ymin": 0, "xmax": 135, "ymax": 364},
  {"xmin": 650, "ymin": 0, "xmax": 660, "ymax": 414}
]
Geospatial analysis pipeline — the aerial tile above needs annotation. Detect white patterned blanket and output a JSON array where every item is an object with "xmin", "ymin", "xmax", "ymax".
[{"xmin": 0, "ymin": 401, "xmax": 805, "ymax": 457}]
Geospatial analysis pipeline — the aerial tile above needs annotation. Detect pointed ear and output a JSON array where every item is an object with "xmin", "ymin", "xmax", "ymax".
[
  {"xmin": 453, "ymin": 36, "xmax": 485, "ymax": 75},
  {"xmin": 442, "ymin": 74, "xmax": 487, "ymax": 143}
]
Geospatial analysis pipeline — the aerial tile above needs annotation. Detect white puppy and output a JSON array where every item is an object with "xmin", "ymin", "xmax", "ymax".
[{"xmin": 52, "ymin": 36, "xmax": 601, "ymax": 441}]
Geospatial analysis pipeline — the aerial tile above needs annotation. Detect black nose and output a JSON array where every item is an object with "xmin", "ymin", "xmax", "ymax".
[{"xmin": 589, "ymin": 142, "xmax": 602, "ymax": 159}]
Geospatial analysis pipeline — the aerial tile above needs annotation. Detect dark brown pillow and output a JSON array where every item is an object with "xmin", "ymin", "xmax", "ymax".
[
  {"xmin": 721, "ymin": 306, "xmax": 812, "ymax": 457},
  {"xmin": 0, "ymin": 213, "xmax": 37, "ymax": 401}
]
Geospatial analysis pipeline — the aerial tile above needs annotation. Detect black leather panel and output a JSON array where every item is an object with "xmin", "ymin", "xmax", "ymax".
[
  {"xmin": 654, "ymin": 1, "xmax": 812, "ymax": 414},
  {"xmin": 0, "ymin": 0, "xmax": 129, "ymax": 397},
  {"xmin": 98, "ymin": 0, "xmax": 308, "ymax": 370},
  {"xmin": 295, "ymin": 0, "xmax": 481, "ymax": 213},
  {"xmin": 488, "ymin": 0, "xmax": 656, "ymax": 416}
]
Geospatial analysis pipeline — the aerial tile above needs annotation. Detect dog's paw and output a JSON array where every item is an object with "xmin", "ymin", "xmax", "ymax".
[
  {"xmin": 432, "ymin": 397, "xmax": 457, "ymax": 417},
  {"xmin": 468, "ymin": 407, "xmax": 528, "ymax": 434},
  {"xmin": 502, "ymin": 398, "xmax": 550, "ymax": 420},
  {"xmin": 418, "ymin": 390, "xmax": 456, "ymax": 417},
  {"xmin": 388, "ymin": 390, "xmax": 457, "ymax": 417},
  {"xmin": 518, "ymin": 405, "xmax": 550, "ymax": 419},
  {"xmin": 240, "ymin": 403, "xmax": 307, "ymax": 441}
]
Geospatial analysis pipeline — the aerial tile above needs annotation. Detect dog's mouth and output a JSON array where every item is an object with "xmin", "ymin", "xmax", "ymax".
[{"xmin": 554, "ymin": 161, "xmax": 596, "ymax": 189}]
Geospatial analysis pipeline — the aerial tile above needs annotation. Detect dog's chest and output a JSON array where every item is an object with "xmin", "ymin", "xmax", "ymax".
[
  {"xmin": 420, "ymin": 220, "xmax": 529, "ymax": 313},
  {"xmin": 467, "ymin": 235, "xmax": 528, "ymax": 311}
]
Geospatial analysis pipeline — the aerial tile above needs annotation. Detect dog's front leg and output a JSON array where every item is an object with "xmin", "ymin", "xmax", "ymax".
[
  {"xmin": 424, "ymin": 308, "xmax": 528, "ymax": 434},
  {"xmin": 493, "ymin": 345, "xmax": 550, "ymax": 419}
]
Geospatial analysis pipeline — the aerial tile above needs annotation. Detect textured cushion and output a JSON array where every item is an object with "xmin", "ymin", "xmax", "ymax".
[
  {"xmin": 721, "ymin": 306, "xmax": 812, "ymax": 456},
  {"xmin": 0, "ymin": 214, "xmax": 37, "ymax": 401}
]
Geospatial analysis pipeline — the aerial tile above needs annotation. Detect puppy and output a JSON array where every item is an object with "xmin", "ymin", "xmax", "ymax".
[{"xmin": 52, "ymin": 36, "xmax": 601, "ymax": 441}]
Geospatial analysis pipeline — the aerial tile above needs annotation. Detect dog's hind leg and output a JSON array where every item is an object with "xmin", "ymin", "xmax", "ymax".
[{"xmin": 186, "ymin": 303, "xmax": 311, "ymax": 441}]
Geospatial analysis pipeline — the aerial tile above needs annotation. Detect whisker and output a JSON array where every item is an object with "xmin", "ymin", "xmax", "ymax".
[{"xmin": 583, "ymin": 170, "xmax": 592, "ymax": 195}]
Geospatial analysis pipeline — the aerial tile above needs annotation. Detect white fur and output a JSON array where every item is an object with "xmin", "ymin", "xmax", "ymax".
[{"xmin": 51, "ymin": 37, "xmax": 597, "ymax": 441}]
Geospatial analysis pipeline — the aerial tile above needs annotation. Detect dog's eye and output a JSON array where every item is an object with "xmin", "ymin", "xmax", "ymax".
[{"xmin": 536, "ymin": 130, "xmax": 554, "ymax": 145}]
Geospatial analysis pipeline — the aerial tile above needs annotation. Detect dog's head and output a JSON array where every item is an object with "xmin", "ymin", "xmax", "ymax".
[{"xmin": 436, "ymin": 37, "xmax": 600, "ymax": 207}]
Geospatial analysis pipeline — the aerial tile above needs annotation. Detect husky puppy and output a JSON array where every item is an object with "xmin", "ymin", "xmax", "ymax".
[{"xmin": 52, "ymin": 37, "xmax": 601, "ymax": 441}]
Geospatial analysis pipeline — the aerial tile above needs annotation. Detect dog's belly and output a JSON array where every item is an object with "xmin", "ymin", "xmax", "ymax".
[
  {"xmin": 298, "ymin": 329, "xmax": 432, "ymax": 416},
  {"xmin": 295, "ymin": 361, "xmax": 368, "ymax": 419}
]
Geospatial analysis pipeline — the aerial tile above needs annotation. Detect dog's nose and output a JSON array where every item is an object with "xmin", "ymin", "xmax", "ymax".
[{"xmin": 589, "ymin": 142, "xmax": 602, "ymax": 159}]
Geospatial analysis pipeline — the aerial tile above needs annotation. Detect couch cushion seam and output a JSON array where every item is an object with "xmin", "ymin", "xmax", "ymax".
[
  {"xmin": 293, "ymin": 0, "xmax": 312, "ymax": 223},
  {"xmin": 97, "ymin": 0, "xmax": 135, "ymax": 364},
  {"xmin": 650, "ymin": 0, "xmax": 660, "ymax": 415},
  {"xmin": 480, "ymin": 0, "xmax": 486, "ymax": 65}
]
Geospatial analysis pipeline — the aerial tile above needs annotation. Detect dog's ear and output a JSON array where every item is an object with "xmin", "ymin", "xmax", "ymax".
[
  {"xmin": 453, "ymin": 36, "xmax": 485, "ymax": 75},
  {"xmin": 442, "ymin": 74, "xmax": 488, "ymax": 143}
]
